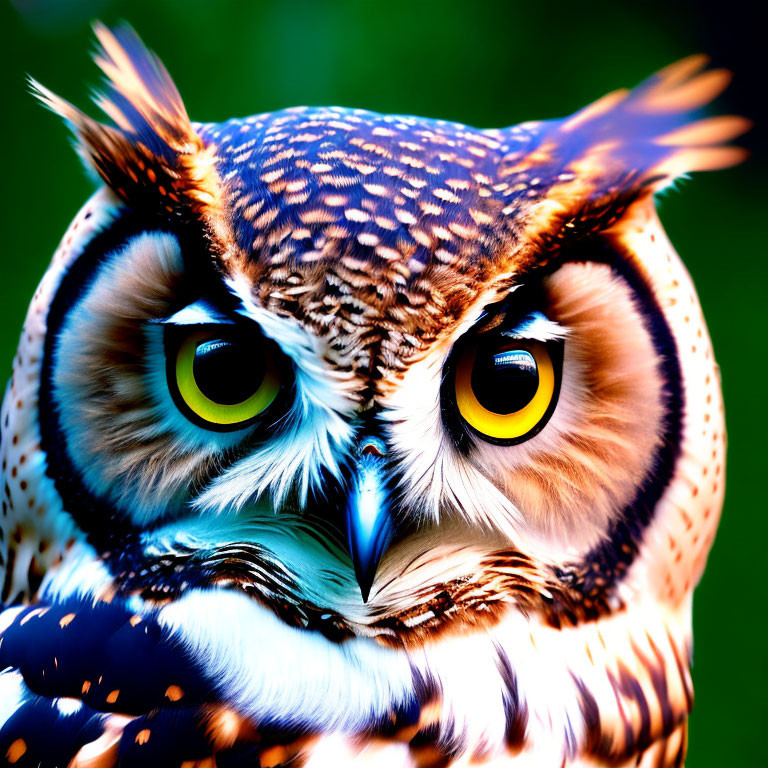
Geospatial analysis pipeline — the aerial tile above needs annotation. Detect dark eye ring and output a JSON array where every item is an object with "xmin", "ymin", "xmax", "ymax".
[
  {"xmin": 166, "ymin": 326, "xmax": 281, "ymax": 431},
  {"xmin": 453, "ymin": 338, "xmax": 562, "ymax": 444}
]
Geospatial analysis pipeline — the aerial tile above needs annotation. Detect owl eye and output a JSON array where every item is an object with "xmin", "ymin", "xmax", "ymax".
[
  {"xmin": 454, "ymin": 339, "xmax": 561, "ymax": 443},
  {"xmin": 168, "ymin": 327, "xmax": 281, "ymax": 431}
]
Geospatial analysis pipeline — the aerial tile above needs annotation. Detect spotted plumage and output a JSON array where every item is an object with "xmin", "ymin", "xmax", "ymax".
[{"xmin": 0, "ymin": 24, "xmax": 745, "ymax": 767}]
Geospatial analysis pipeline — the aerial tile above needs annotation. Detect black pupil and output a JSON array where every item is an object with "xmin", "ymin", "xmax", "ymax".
[
  {"xmin": 193, "ymin": 338, "xmax": 266, "ymax": 404},
  {"xmin": 471, "ymin": 344, "xmax": 539, "ymax": 414}
]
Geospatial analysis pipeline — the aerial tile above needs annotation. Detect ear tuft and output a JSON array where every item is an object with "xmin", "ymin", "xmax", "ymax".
[
  {"xmin": 491, "ymin": 55, "xmax": 750, "ymax": 269},
  {"xmin": 503, "ymin": 55, "xmax": 750, "ymax": 200},
  {"xmin": 31, "ymin": 23, "xmax": 222, "ymax": 224}
]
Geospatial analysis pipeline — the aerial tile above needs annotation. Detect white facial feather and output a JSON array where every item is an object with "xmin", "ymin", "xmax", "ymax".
[
  {"xmin": 39, "ymin": 540, "xmax": 115, "ymax": 603},
  {"xmin": 0, "ymin": 670, "xmax": 27, "ymax": 729},
  {"xmin": 157, "ymin": 588, "xmax": 414, "ymax": 732},
  {"xmin": 161, "ymin": 299, "xmax": 235, "ymax": 326}
]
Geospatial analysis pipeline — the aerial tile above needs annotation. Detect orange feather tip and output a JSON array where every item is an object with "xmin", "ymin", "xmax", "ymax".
[
  {"xmin": 629, "ymin": 56, "xmax": 750, "ymax": 179},
  {"xmin": 655, "ymin": 115, "xmax": 753, "ymax": 147},
  {"xmin": 654, "ymin": 145, "xmax": 749, "ymax": 177},
  {"xmin": 638, "ymin": 60, "xmax": 733, "ymax": 114},
  {"xmin": 89, "ymin": 22, "xmax": 193, "ymax": 144}
]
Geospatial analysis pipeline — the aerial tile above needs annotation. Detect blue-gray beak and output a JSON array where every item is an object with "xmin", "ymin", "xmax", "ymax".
[{"xmin": 345, "ymin": 437, "xmax": 395, "ymax": 603}]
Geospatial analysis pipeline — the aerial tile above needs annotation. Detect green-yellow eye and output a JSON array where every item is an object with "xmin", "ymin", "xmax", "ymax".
[
  {"xmin": 172, "ymin": 328, "xmax": 280, "ymax": 430},
  {"xmin": 454, "ymin": 340, "xmax": 560, "ymax": 443}
]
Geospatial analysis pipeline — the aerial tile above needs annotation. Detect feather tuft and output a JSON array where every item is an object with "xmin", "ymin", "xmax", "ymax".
[
  {"xmin": 542, "ymin": 55, "xmax": 749, "ymax": 193},
  {"xmin": 30, "ymin": 23, "xmax": 223, "ymax": 229},
  {"xmin": 493, "ymin": 55, "xmax": 750, "ymax": 271}
]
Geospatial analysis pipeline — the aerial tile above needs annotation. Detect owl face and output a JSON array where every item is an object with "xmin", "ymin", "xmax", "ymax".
[{"xmin": 0, "ymin": 25, "xmax": 746, "ymax": 765}]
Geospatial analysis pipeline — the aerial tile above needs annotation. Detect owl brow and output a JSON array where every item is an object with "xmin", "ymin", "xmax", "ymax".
[
  {"xmin": 157, "ymin": 299, "xmax": 236, "ymax": 326},
  {"xmin": 474, "ymin": 282, "xmax": 566, "ymax": 342},
  {"xmin": 501, "ymin": 312, "xmax": 568, "ymax": 342}
]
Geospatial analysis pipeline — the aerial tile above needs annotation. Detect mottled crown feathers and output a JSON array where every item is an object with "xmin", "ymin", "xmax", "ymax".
[{"xmin": 31, "ymin": 24, "xmax": 749, "ymax": 267}]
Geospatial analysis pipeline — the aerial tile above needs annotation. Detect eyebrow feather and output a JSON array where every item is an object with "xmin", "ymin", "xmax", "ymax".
[
  {"xmin": 503, "ymin": 311, "xmax": 568, "ymax": 342},
  {"xmin": 159, "ymin": 299, "xmax": 235, "ymax": 326}
]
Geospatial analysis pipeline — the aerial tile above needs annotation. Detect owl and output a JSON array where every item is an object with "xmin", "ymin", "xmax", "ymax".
[{"xmin": 0, "ymin": 24, "xmax": 748, "ymax": 768}]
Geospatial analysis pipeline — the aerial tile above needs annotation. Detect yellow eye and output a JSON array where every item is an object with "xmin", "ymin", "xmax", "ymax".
[
  {"xmin": 454, "ymin": 340, "xmax": 560, "ymax": 443},
  {"xmin": 172, "ymin": 328, "xmax": 280, "ymax": 430}
]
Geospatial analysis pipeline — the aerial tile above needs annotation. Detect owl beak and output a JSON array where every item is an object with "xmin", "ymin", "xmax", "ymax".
[{"xmin": 345, "ymin": 437, "xmax": 395, "ymax": 603}]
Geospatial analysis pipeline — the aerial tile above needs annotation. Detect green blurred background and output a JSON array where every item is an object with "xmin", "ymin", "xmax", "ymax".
[{"xmin": 0, "ymin": 1, "xmax": 763, "ymax": 764}]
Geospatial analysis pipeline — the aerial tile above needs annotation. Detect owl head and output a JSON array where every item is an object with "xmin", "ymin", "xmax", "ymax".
[{"xmin": 1, "ymin": 25, "xmax": 745, "ymax": 673}]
